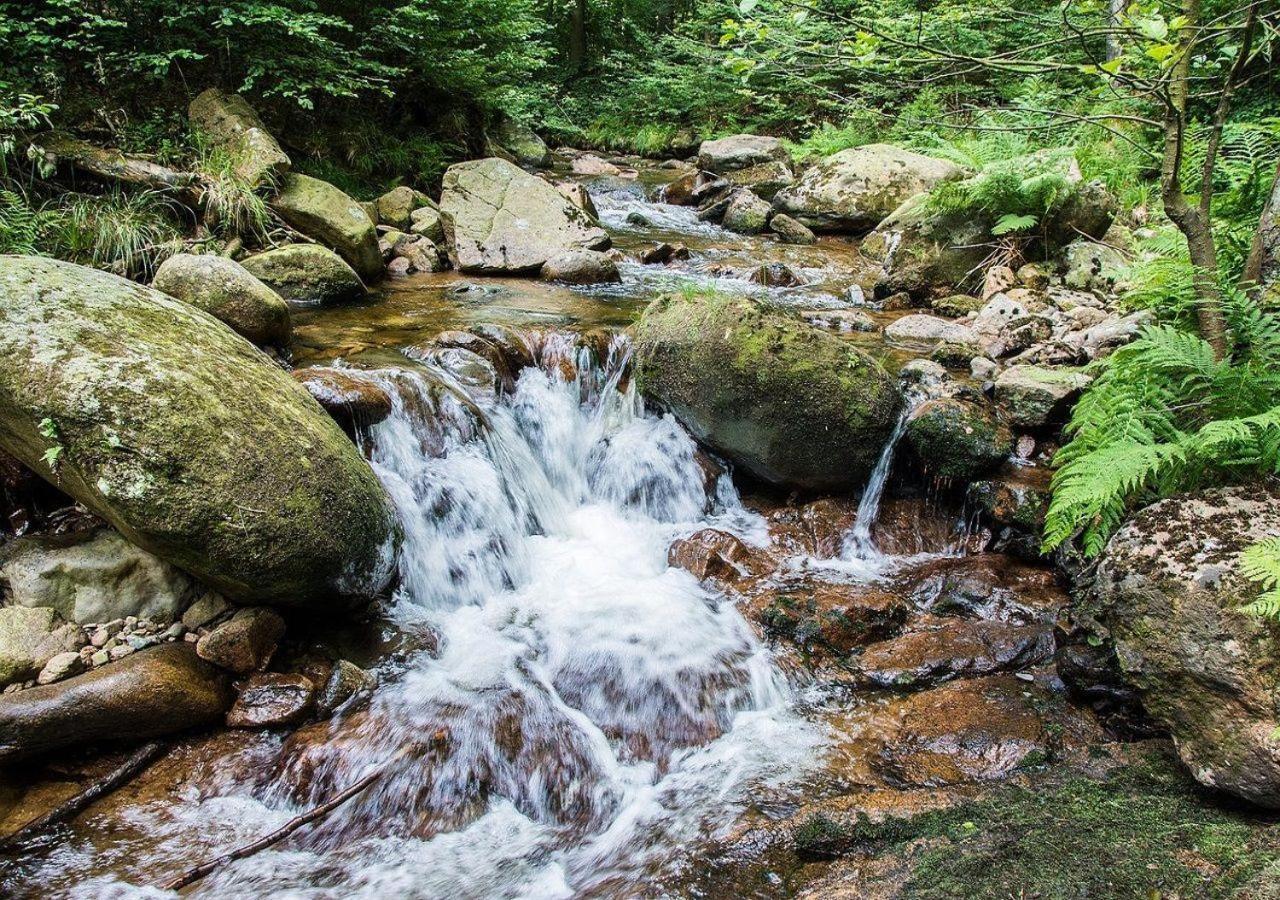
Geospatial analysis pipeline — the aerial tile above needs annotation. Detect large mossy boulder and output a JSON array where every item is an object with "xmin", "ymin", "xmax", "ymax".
[
  {"xmin": 439, "ymin": 157, "xmax": 610, "ymax": 274},
  {"xmin": 772, "ymin": 144, "xmax": 963, "ymax": 234},
  {"xmin": 864, "ymin": 152, "xmax": 1115, "ymax": 298},
  {"xmin": 634, "ymin": 293, "xmax": 903, "ymax": 491},
  {"xmin": 188, "ymin": 88, "xmax": 290, "ymax": 188},
  {"xmin": 152, "ymin": 253, "xmax": 290, "ymax": 348},
  {"xmin": 0, "ymin": 257, "xmax": 399, "ymax": 607},
  {"xmin": 485, "ymin": 119, "xmax": 550, "ymax": 167},
  {"xmin": 240, "ymin": 244, "xmax": 367, "ymax": 306},
  {"xmin": 270, "ymin": 173, "xmax": 383, "ymax": 281},
  {"xmin": 1090, "ymin": 483, "xmax": 1280, "ymax": 807}
]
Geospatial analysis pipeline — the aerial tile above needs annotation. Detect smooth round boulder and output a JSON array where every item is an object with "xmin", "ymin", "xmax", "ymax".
[
  {"xmin": 0, "ymin": 642, "xmax": 232, "ymax": 764},
  {"xmin": 241, "ymin": 244, "xmax": 367, "ymax": 306},
  {"xmin": 769, "ymin": 213, "xmax": 816, "ymax": 245},
  {"xmin": 905, "ymin": 397, "xmax": 1013, "ymax": 480},
  {"xmin": 772, "ymin": 144, "xmax": 962, "ymax": 234},
  {"xmin": 486, "ymin": 119, "xmax": 550, "ymax": 167},
  {"xmin": 270, "ymin": 173, "xmax": 383, "ymax": 281},
  {"xmin": 721, "ymin": 189, "xmax": 771, "ymax": 235},
  {"xmin": 1092, "ymin": 484, "xmax": 1280, "ymax": 807},
  {"xmin": 152, "ymin": 253, "xmax": 290, "ymax": 348},
  {"xmin": 539, "ymin": 249, "xmax": 621, "ymax": 285},
  {"xmin": 635, "ymin": 293, "xmax": 903, "ymax": 491},
  {"xmin": 0, "ymin": 257, "xmax": 399, "ymax": 607},
  {"xmin": 375, "ymin": 185, "xmax": 435, "ymax": 231}
]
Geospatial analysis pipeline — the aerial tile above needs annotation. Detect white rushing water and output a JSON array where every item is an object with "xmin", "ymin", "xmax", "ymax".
[{"xmin": 75, "ymin": 336, "xmax": 818, "ymax": 898}]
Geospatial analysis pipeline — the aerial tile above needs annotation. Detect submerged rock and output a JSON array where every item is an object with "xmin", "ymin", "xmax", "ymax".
[
  {"xmin": 0, "ymin": 642, "xmax": 232, "ymax": 764},
  {"xmin": 0, "ymin": 257, "xmax": 399, "ymax": 607},
  {"xmin": 1091, "ymin": 484, "xmax": 1280, "ymax": 807},
  {"xmin": 635, "ymin": 293, "xmax": 903, "ymax": 491},
  {"xmin": 152, "ymin": 253, "xmax": 291, "ymax": 348},
  {"xmin": 772, "ymin": 144, "xmax": 962, "ymax": 234},
  {"xmin": 227, "ymin": 672, "xmax": 316, "ymax": 728},
  {"xmin": 241, "ymin": 244, "xmax": 367, "ymax": 306},
  {"xmin": 270, "ymin": 173, "xmax": 383, "ymax": 281},
  {"xmin": 440, "ymin": 157, "xmax": 610, "ymax": 274},
  {"xmin": 0, "ymin": 527, "xmax": 196, "ymax": 625}
]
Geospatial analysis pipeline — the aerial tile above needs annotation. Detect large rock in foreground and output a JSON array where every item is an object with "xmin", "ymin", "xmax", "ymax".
[
  {"xmin": 188, "ymin": 88, "xmax": 289, "ymax": 188},
  {"xmin": 270, "ymin": 173, "xmax": 383, "ymax": 280},
  {"xmin": 0, "ymin": 257, "xmax": 399, "ymax": 607},
  {"xmin": 440, "ymin": 157, "xmax": 609, "ymax": 274},
  {"xmin": 772, "ymin": 144, "xmax": 962, "ymax": 234},
  {"xmin": 0, "ymin": 642, "xmax": 232, "ymax": 764},
  {"xmin": 1091, "ymin": 484, "xmax": 1280, "ymax": 808},
  {"xmin": 152, "ymin": 253, "xmax": 290, "ymax": 348},
  {"xmin": 635, "ymin": 293, "xmax": 903, "ymax": 491}
]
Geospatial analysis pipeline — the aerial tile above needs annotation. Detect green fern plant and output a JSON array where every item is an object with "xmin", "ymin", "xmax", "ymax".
[
  {"xmin": 1240, "ymin": 538, "xmax": 1280, "ymax": 619},
  {"xmin": 1043, "ymin": 293, "xmax": 1280, "ymax": 556},
  {"xmin": 0, "ymin": 187, "xmax": 45, "ymax": 254}
]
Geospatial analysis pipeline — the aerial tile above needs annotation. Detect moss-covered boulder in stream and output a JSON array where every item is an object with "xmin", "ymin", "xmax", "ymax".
[
  {"xmin": 152, "ymin": 253, "xmax": 291, "ymax": 348},
  {"xmin": 270, "ymin": 173, "xmax": 383, "ymax": 280},
  {"xmin": 241, "ymin": 244, "xmax": 367, "ymax": 306},
  {"xmin": 0, "ymin": 257, "xmax": 399, "ymax": 607},
  {"xmin": 634, "ymin": 293, "xmax": 903, "ymax": 491},
  {"xmin": 905, "ymin": 398, "xmax": 1012, "ymax": 481}
]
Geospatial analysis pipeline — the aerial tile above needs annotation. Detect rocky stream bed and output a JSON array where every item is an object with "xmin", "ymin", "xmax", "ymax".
[{"xmin": 2, "ymin": 135, "xmax": 1280, "ymax": 898}]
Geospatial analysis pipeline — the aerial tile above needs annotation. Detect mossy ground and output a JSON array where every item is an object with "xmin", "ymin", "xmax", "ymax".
[{"xmin": 800, "ymin": 747, "xmax": 1280, "ymax": 898}]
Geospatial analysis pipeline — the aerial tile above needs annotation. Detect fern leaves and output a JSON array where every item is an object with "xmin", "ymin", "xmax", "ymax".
[{"xmin": 1239, "ymin": 538, "xmax": 1280, "ymax": 620}]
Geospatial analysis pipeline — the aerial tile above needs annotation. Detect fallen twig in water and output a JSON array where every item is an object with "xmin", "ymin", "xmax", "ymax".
[
  {"xmin": 0, "ymin": 741, "xmax": 169, "ymax": 852},
  {"xmin": 162, "ymin": 748, "xmax": 409, "ymax": 892}
]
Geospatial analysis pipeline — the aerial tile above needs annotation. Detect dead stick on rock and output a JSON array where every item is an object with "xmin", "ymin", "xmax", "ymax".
[
  {"xmin": 163, "ymin": 749, "xmax": 408, "ymax": 892},
  {"xmin": 0, "ymin": 741, "xmax": 169, "ymax": 853}
]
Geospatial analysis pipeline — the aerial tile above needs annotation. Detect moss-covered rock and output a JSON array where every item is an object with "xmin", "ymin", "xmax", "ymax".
[
  {"xmin": 240, "ymin": 244, "xmax": 367, "ymax": 306},
  {"xmin": 0, "ymin": 257, "xmax": 399, "ymax": 607},
  {"xmin": 1091, "ymin": 484, "xmax": 1280, "ymax": 808},
  {"xmin": 722, "ymin": 188, "xmax": 772, "ymax": 234},
  {"xmin": 993, "ymin": 365, "xmax": 1092, "ymax": 430},
  {"xmin": 486, "ymin": 119, "xmax": 550, "ymax": 167},
  {"xmin": 375, "ymin": 185, "xmax": 435, "ymax": 230},
  {"xmin": 187, "ymin": 88, "xmax": 290, "ymax": 188},
  {"xmin": 152, "ymin": 253, "xmax": 291, "ymax": 348},
  {"xmin": 905, "ymin": 398, "xmax": 1012, "ymax": 480},
  {"xmin": 270, "ymin": 173, "xmax": 383, "ymax": 280},
  {"xmin": 634, "ymin": 292, "xmax": 903, "ymax": 491}
]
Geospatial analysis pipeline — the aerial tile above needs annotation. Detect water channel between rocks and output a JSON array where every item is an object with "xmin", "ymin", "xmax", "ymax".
[{"xmin": 4, "ymin": 158, "xmax": 1081, "ymax": 898}]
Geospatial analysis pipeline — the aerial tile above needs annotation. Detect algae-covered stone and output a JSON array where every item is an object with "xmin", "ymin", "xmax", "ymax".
[
  {"xmin": 1092, "ymin": 484, "xmax": 1280, "ymax": 808},
  {"xmin": 772, "ymin": 144, "xmax": 962, "ymax": 234},
  {"xmin": 994, "ymin": 365, "xmax": 1092, "ymax": 429},
  {"xmin": 721, "ymin": 189, "xmax": 772, "ymax": 235},
  {"xmin": 375, "ymin": 185, "xmax": 435, "ymax": 231},
  {"xmin": 270, "ymin": 173, "xmax": 383, "ymax": 280},
  {"xmin": 440, "ymin": 157, "xmax": 610, "ymax": 274},
  {"xmin": 241, "ymin": 244, "xmax": 367, "ymax": 306},
  {"xmin": 905, "ymin": 398, "xmax": 1012, "ymax": 480},
  {"xmin": 0, "ymin": 257, "xmax": 399, "ymax": 607},
  {"xmin": 635, "ymin": 293, "xmax": 903, "ymax": 491},
  {"xmin": 152, "ymin": 253, "xmax": 290, "ymax": 348},
  {"xmin": 188, "ymin": 88, "xmax": 289, "ymax": 188},
  {"xmin": 486, "ymin": 119, "xmax": 550, "ymax": 167}
]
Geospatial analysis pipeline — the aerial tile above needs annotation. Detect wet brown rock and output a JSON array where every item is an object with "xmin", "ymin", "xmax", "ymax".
[
  {"xmin": 227, "ymin": 673, "xmax": 316, "ymax": 728},
  {"xmin": 0, "ymin": 642, "xmax": 232, "ymax": 764},
  {"xmin": 639, "ymin": 242, "xmax": 691, "ymax": 265},
  {"xmin": 849, "ymin": 615, "xmax": 1053, "ymax": 688},
  {"xmin": 749, "ymin": 262, "xmax": 805, "ymax": 287},
  {"xmin": 750, "ymin": 577, "xmax": 909, "ymax": 654},
  {"xmin": 196, "ymin": 607, "xmax": 286, "ymax": 674},
  {"xmin": 766, "ymin": 497, "xmax": 859, "ymax": 558},
  {"xmin": 292, "ymin": 367, "xmax": 394, "ymax": 433},
  {"xmin": 668, "ymin": 529, "xmax": 769, "ymax": 587},
  {"xmin": 316, "ymin": 659, "xmax": 376, "ymax": 716},
  {"xmin": 900, "ymin": 554, "xmax": 1066, "ymax": 625}
]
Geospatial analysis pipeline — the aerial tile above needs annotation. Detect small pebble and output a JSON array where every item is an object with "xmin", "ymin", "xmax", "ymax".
[
  {"xmin": 109, "ymin": 644, "xmax": 134, "ymax": 660},
  {"xmin": 91, "ymin": 649, "xmax": 110, "ymax": 666}
]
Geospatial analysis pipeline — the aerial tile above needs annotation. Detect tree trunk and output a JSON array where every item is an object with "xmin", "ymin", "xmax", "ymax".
[
  {"xmin": 569, "ymin": 0, "xmax": 588, "ymax": 71},
  {"xmin": 1106, "ymin": 0, "xmax": 1125, "ymax": 61},
  {"xmin": 31, "ymin": 133, "xmax": 204, "ymax": 204},
  {"xmin": 1243, "ymin": 158, "xmax": 1280, "ymax": 296}
]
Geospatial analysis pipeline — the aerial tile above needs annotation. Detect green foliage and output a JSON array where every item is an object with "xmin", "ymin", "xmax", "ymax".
[
  {"xmin": 42, "ymin": 188, "xmax": 185, "ymax": 279},
  {"xmin": 1043, "ymin": 298, "xmax": 1280, "ymax": 556},
  {"xmin": 190, "ymin": 134, "xmax": 273, "ymax": 242},
  {"xmin": 926, "ymin": 148, "xmax": 1075, "ymax": 226},
  {"xmin": 1240, "ymin": 538, "xmax": 1280, "ymax": 620},
  {"xmin": 0, "ymin": 187, "xmax": 43, "ymax": 253}
]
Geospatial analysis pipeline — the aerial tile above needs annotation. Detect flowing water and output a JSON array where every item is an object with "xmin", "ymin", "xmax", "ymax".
[{"xmin": 4, "ymin": 156, "xmax": 1016, "ymax": 899}]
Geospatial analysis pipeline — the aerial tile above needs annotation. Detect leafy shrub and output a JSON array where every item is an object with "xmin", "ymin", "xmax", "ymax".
[{"xmin": 925, "ymin": 148, "xmax": 1077, "ymax": 236}]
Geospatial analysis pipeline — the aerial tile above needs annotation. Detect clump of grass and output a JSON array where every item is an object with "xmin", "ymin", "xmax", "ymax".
[
  {"xmin": 190, "ymin": 133, "xmax": 274, "ymax": 243},
  {"xmin": 44, "ymin": 187, "xmax": 185, "ymax": 279}
]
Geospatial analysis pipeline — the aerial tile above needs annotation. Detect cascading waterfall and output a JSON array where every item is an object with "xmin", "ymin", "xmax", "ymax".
[
  {"xmin": 842, "ymin": 390, "xmax": 925, "ymax": 562},
  {"xmin": 180, "ymin": 335, "xmax": 820, "ymax": 898}
]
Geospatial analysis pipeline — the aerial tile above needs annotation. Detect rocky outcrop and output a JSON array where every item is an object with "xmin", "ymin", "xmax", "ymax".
[
  {"xmin": 187, "ymin": 88, "xmax": 289, "ymax": 188},
  {"xmin": 1089, "ymin": 484, "xmax": 1280, "ymax": 807},
  {"xmin": 772, "ymin": 144, "xmax": 962, "ymax": 234},
  {"xmin": 152, "ymin": 253, "xmax": 290, "ymax": 348},
  {"xmin": 240, "ymin": 244, "xmax": 367, "ymax": 306},
  {"xmin": 0, "ymin": 257, "xmax": 399, "ymax": 607},
  {"xmin": 634, "ymin": 293, "xmax": 903, "ymax": 491},
  {"xmin": 0, "ymin": 642, "xmax": 232, "ymax": 763},
  {"xmin": 0, "ymin": 527, "xmax": 196, "ymax": 624},
  {"xmin": 270, "ymin": 173, "xmax": 383, "ymax": 280},
  {"xmin": 439, "ymin": 157, "xmax": 610, "ymax": 274}
]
